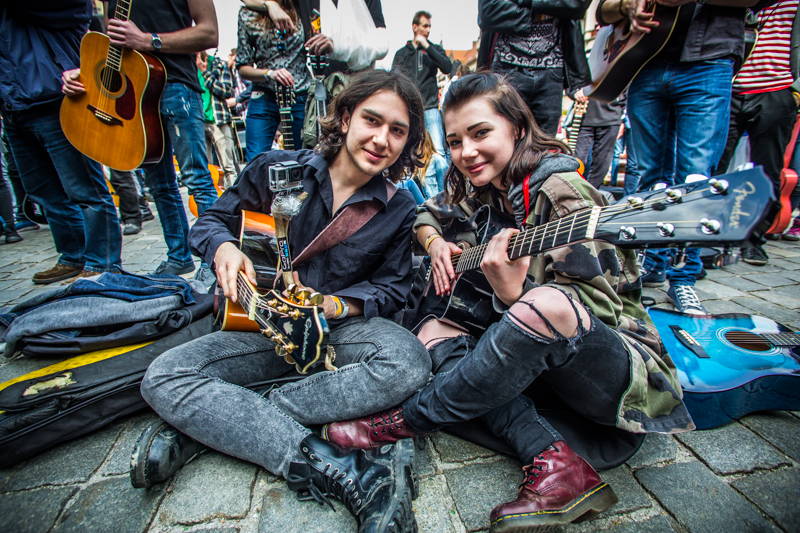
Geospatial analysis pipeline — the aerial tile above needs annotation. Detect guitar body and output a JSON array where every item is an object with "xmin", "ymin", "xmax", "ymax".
[
  {"xmin": 413, "ymin": 206, "xmax": 513, "ymax": 335},
  {"xmin": 648, "ymin": 308, "xmax": 800, "ymax": 429},
  {"xmin": 767, "ymin": 116, "xmax": 800, "ymax": 234},
  {"xmin": 586, "ymin": 4, "xmax": 693, "ymax": 103},
  {"xmin": 60, "ymin": 31, "xmax": 166, "ymax": 171}
]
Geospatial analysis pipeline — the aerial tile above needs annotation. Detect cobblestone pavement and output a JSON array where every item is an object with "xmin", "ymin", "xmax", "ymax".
[{"xmin": 1, "ymin": 196, "xmax": 799, "ymax": 533}]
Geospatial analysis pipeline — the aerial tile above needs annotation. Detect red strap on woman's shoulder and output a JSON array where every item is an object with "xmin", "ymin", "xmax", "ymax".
[{"xmin": 523, "ymin": 173, "xmax": 532, "ymax": 224}]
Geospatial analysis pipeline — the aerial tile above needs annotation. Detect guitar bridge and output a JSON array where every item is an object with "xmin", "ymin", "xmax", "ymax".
[{"xmin": 87, "ymin": 105, "xmax": 122, "ymax": 126}]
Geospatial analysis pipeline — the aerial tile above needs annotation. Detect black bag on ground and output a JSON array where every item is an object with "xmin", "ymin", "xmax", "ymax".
[{"xmin": 0, "ymin": 315, "xmax": 216, "ymax": 468}]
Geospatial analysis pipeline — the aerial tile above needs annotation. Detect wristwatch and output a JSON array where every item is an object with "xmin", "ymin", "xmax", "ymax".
[{"xmin": 151, "ymin": 33, "xmax": 162, "ymax": 51}]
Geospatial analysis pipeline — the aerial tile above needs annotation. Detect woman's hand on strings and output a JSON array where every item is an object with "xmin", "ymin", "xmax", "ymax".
[
  {"xmin": 214, "ymin": 242, "xmax": 256, "ymax": 303},
  {"xmin": 481, "ymin": 228, "xmax": 531, "ymax": 307},
  {"xmin": 429, "ymin": 237, "xmax": 461, "ymax": 296}
]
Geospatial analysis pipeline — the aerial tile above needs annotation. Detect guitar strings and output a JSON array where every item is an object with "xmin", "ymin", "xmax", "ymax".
[{"xmin": 448, "ymin": 185, "xmax": 715, "ymax": 270}]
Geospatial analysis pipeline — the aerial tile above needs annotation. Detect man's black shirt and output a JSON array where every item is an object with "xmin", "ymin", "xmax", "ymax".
[{"xmin": 189, "ymin": 150, "xmax": 417, "ymax": 320}]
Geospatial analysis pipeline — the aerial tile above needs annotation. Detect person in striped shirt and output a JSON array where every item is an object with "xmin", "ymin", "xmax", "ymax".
[{"xmin": 715, "ymin": 0, "xmax": 799, "ymax": 249}]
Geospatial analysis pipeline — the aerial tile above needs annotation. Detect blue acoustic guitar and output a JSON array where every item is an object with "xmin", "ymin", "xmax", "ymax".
[{"xmin": 648, "ymin": 308, "xmax": 800, "ymax": 429}]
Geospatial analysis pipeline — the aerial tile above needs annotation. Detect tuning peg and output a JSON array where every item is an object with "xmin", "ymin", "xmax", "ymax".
[
  {"xmin": 700, "ymin": 218, "xmax": 721, "ymax": 235},
  {"xmin": 270, "ymin": 333, "xmax": 283, "ymax": 343},
  {"xmin": 626, "ymin": 196, "xmax": 644, "ymax": 209},
  {"xmin": 287, "ymin": 283, "xmax": 298, "ymax": 295},
  {"xmin": 275, "ymin": 345, "xmax": 286, "ymax": 356},
  {"xmin": 708, "ymin": 178, "xmax": 729, "ymax": 194},
  {"xmin": 284, "ymin": 342, "xmax": 296, "ymax": 354},
  {"xmin": 277, "ymin": 304, "xmax": 289, "ymax": 313},
  {"xmin": 296, "ymin": 288, "xmax": 311, "ymax": 302},
  {"xmin": 657, "ymin": 223, "xmax": 675, "ymax": 237},
  {"xmin": 309, "ymin": 292, "xmax": 324, "ymax": 306},
  {"xmin": 619, "ymin": 226, "xmax": 636, "ymax": 240},
  {"xmin": 664, "ymin": 189, "xmax": 683, "ymax": 203},
  {"xmin": 267, "ymin": 299, "xmax": 278, "ymax": 308},
  {"xmin": 289, "ymin": 309, "xmax": 302, "ymax": 320}
]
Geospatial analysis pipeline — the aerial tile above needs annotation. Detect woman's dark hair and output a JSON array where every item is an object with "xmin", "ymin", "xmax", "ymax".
[
  {"xmin": 317, "ymin": 69, "xmax": 425, "ymax": 183},
  {"xmin": 441, "ymin": 71, "xmax": 569, "ymax": 204}
]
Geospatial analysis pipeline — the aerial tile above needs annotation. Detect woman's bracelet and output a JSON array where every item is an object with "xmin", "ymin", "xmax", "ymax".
[
  {"xmin": 424, "ymin": 233, "xmax": 442, "ymax": 254},
  {"xmin": 264, "ymin": 69, "xmax": 273, "ymax": 80},
  {"xmin": 331, "ymin": 296, "xmax": 343, "ymax": 318}
]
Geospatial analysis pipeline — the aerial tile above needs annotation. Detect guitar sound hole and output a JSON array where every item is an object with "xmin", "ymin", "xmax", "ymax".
[
  {"xmin": 100, "ymin": 68, "xmax": 124, "ymax": 93},
  {"xmin": 724, "ymin": 331, "xmax": 771, "ymax": 352}
]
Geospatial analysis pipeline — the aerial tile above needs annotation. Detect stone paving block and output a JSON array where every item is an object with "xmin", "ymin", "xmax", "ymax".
[
  {"xmin": 742, "ymin": 273, "xmax": 795, "ymax": 288},
  {"xmin": 715, "ymin": 277, "xmax": 768, "ymax": 292},
  {"xmin": 102, "ymin": 411, "xmax": 161, "ymax": 476},
  {"xmin": 701, "ymin": 299, "xmax": 757, "ymax": 315},
  {"xmin": 635, "ymin": 461, "xmax": 772, "ymax": 532},
  {"xmin": 415, "ymin": 475, "xmax": 456, "ymax": 533},
  {"xmin": 52, "ymin": 476, "xmax": 164, "ymax": 533},
  {"xmin": 443, "ymin": 457, "xmax": 520, "ymax": 532},
  {"xmin": 750, "ymin": 290, "xmax": 800, "ymax": 310},
  {"xmin": 598, "ymin": 466, "xmax": 651, "ymax": 518},
  {"xmin": 732, "ymin": 297, "xmax": 800, "ymax": 324},
  {"xmin": 763, "ymin": 258, "xmax": 800, "ymax": 270},
  {"xmin": 777, "ymin": 269, "xmax": 800, "ymax": 282},
  {"xmin": 704, "ymin": 268, "xmax": 735, "ymax": 278},
  {"xmin": 722, "ymin": 262, "xmax": 780, "ymax": 275},
  {"xmin": 258, "ymin": 483, "xmax": 356, "ymax": 533},
  {"xmin": 676, "ymin": 423, "xmax": 788, "ymax": 475},
  {"xmin": 625, "ymin": 433, "xmax": 676, "ymax": 470},
  {"xmin": 599, "ymin": 514, "xmax": 677, "ymax": 533},
  {"xmin": 414, "ymin": 437, "xmax": 437, "ymax": 478},
  {"xmin": 434, "ymin": 431, "xmax": 497, "ymax": 464},
  {"xmin": 740, "ymin": 411, "xmax": 800, "ymax": 462},
  {"xmin": 0, "ymin": 287, "xmax": 36, "ymax": 305},
  {"xmin": 775, "ymin": 283, "xmax": 800, "ymax": 300},
  {"xmin": 694, "ymin": 280, "xmax": 746, "ymax": 299},
  {"xmin": 4, "ymin": 424, "xmax": 122, "ymax": 491},
  {"xmin": 732, "ymin": 468, "xmax": 800, "ymax": 533},
  {"xmin": 0, "ymin": 486, "xmax": 76, "ymax": 533},
  {"xmin": 158, "ymin": 452, "xmax": 257, "ymax": 526},
  {"xmin": 642, "ymin": 288, "xmax": 671, "ymax": 304}
]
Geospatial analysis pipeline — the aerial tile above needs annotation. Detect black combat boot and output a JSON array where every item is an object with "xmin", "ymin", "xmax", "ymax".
[
  {"xmin": 287, "ymin": 434, "xmax": 418, "ymax": 533},
  {"xmin": 130, "ymin": 421, "xmax": 207, "ymax": 488}
]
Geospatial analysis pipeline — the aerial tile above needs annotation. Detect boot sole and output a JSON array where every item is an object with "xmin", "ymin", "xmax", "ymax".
[
  {"xmin": 363, "ymin": 439, "xmax": 419, "ymax": 533},
  {"xmin": 130, "ymin": 421, "xmax": 205, "ymax": 489},
  {"xmin": 489, "ymin": 483, "xmax": 618, "ymax": 533}
]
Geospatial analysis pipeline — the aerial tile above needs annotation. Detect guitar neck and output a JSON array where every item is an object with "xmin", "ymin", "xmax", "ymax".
[
  {"xmin": 760, "ymin": 332, "xmax": 800, "ymax": 347},
  {"xmin": 279, "ymin": 108, "xmax": 293, "ymax": 151},
  {"xmin": 450, "ymin": 207, "xmax": 600, "ymax": 273},
  {"xmin": 234, "ymin": 274, "xmax": 269, "ymax": 331},
  {"xmin": 107, "ymin": 0, "xmax": 133, "ymax": 71},
  {"xmin": 568, "ymin": 109, "xmax": 584, "ymax": 152}
]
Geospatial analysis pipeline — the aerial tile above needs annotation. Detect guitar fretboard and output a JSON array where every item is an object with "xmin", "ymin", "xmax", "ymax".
[
  {"xmin": 106, "ymin": 0, "xmax": 133, "ymax": 72},
  {"xmin": 760, "ymin": 332, "xmax": 800, "ymax": 347},
  {"xmin": 450, "ymin": 206, "xmax": 601, "ymax": 273},
  {"xmin": 279, "ymin": 108, "xmax": 294, "ymax": 150}
]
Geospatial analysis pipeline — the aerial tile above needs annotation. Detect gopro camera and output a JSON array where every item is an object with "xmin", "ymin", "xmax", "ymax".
[{"xmin": 269, "ymin": 161, "xmax": 304, "ymax": 193}]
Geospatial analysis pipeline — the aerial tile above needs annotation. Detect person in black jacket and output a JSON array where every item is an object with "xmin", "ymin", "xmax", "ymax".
[
  {"xmin": 477, "ymin": 0, "xmax": 593, "ymax": 135},
  {"xmin": 392, "ymin": 11, "xmax": 453, "ymax": 158}
]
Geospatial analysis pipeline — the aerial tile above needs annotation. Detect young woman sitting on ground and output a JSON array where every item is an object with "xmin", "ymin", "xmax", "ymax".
[{"xmin": 322, "ymin": 72, "xmax": 694, "ymax": 533}]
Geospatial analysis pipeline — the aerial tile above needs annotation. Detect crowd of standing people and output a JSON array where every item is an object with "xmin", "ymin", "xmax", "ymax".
[{"xmin": 1, "ymin": 0, "xmax": 798, "ymax": 533}]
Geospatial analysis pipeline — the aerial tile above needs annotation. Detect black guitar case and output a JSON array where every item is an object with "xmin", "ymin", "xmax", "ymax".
[{"xmin": 0, "ymin": 314, "xmax": 216, "ymax": 468}]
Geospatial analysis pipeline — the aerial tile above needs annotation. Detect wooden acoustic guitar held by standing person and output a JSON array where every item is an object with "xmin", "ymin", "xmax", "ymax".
[
  {"xmin": 60, "ymin": 0, "xmax": 166, "ymax": 171},
  {"xmin": 586, "ymin": 2, "xmax": 694, "ymax": 103}
]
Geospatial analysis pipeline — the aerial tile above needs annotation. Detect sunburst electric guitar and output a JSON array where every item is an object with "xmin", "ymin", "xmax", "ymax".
[
  {"xmin": 216, "ymin": 210, "xmax": 330, "ymax": 374},
  {"xmin": 60, "ymin": 0, "xmax": 166, "ymax": 171}
]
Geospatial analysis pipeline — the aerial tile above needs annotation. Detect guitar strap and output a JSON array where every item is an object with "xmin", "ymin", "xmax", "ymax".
[{"xmin": 291, "ymin": 179, "xmax": 397, "ymax": 267}]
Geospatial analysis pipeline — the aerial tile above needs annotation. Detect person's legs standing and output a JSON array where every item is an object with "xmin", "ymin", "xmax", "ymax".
[
  {"xmin": 424, "ymin": 108, "xmax": 446, "ymax": 158},
  {"xmin": 245, "ymin": 91, "xmax": 280, "ymax": 160},
  {"xmin": 586, "ymin": 125, "xmax": 617, "ymax": 189},
  {"xmin": 574, "ymin": 125, "xmax": 594, "ymax": 172},
  {"xmin": 212, "ymin": 122, "xmax": 238, "ymax": 188},
  {"xmin": 109, "ymin": 169, "xmax": 143, "ymax": 232},
  {"xmin": 161, "ymin": 83, "xmax": 218, "ymax": 217},
  {"xmin": 503, "ymin": 68, "xmax": 563, "ymax": 135}
]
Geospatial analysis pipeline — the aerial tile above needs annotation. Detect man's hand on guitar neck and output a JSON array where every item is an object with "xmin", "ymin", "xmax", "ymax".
[{"xmin": 214, "ymin": 242, "xmax": 257, "ymax": 303}]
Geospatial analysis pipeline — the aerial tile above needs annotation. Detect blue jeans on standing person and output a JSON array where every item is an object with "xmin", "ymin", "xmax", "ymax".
[
  {"xmin": 425, "ymin": 108, "xmax": 446, "ymax": 159},
  {"xmin": 628, "ymin": 59, "xmax": 733, "ymax": 286},
  {"xmin": 141, "ymin": 316, "xmax": 430, "ymax": 477},
  {"xmin": 143, "ymin": 83, "xmax": 219, "ymax": 269},
  {"xmin": 1, "ymin": 102, "xmax": 121, "ymax": 272},
  {"xmin": 245, "ymin": 90, "xmax": 307, "ymax": 160}
]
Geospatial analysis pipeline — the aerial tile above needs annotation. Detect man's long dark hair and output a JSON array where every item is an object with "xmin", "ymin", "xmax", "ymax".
[
  {"xmin": 317, "ymin": 69, "xmax": 425, "ymax": 183},
  {"xmin": 442, "ymin": 72, "xmax": 569, "ymax": 204}
]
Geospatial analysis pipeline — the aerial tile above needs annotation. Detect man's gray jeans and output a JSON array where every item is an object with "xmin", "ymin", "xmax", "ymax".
[{"xmin": 141, "ymin": 316, "xmax": 430, "ymax": 477}]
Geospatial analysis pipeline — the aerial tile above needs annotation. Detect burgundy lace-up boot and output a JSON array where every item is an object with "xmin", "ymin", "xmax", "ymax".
[
  {"xmin": 322, "ymin": 407, "xmax": 424, "ymax": 450},
  {"xmin": 489, "ymin": 441, "xmax": 617, "ymax": 532}
]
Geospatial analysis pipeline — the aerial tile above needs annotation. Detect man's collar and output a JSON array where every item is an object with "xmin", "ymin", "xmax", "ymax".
[{"xmin": 312, "ymin": 153, "xmax": 392, "ymax": 207}]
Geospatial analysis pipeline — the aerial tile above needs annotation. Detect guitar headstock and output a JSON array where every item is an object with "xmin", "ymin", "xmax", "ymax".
[
  {"xmin": 255, "ymin": 285, "xmax": 329, "ymax": 373},
  {"xmin": 306, "ymin": 53, "xmax": 330, "ymax": 75},
  {"xmin": 277, "ymin": 85, "xmax": 295, "ymax": 109},
  {"xmin": 592, "ymin": 167, "xmax": 776, "ymax": 249}
]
